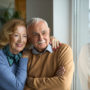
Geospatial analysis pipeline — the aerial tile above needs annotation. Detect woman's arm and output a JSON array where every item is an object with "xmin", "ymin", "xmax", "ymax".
[
  {"xmin": 0, "ymin": 51, "xmax": 28, "ymax": 90},
  {"xmin": 50, "ymin": 36, "xmax": 61, "ymax": 50}
]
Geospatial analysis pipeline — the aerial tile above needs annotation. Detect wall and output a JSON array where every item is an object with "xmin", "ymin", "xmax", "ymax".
[
  {"xmin": 26, "ymin": 0, "xmax": 71, "ymax": 44},
  {"xmin": 53, "ymin": 0, "xmax": 72, "ymax": 45},
  {"xmin": 26, "ymin": 0, "xmax": 53, "ymax": 35}
]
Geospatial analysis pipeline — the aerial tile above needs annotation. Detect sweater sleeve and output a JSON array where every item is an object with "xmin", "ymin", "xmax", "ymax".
[
  {"xmin": 26, "ymin": 44, "xmax": 74, "ymax": 90},
  {"xmin": 0, "ymin": 53, "xmax": 28, "ymax": 90}
]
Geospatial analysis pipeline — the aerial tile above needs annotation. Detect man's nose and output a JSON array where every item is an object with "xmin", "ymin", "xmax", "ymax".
[{"xmin": 39, "ymin": 34, "xmax": 43, "ymax": 40}]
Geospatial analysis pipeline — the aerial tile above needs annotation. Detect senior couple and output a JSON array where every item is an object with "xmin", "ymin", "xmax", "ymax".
[{"xmin": 0, "ymin": 18, "xmax": 74, "ymax": 90}]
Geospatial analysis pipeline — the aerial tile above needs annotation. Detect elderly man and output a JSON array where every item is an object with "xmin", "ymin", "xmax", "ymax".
[{"xmin": 24, "ymin": 18, "xmax": 74, "ymax": 90}]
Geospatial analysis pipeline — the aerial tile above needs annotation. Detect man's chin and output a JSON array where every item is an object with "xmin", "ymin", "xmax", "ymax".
[{"xmin": 39, "ymin": 45, "xmax": 47, "ymax": 48}]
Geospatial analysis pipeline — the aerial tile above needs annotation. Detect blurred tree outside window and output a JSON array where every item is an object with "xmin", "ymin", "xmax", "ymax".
[{"xmin": 0, "ymin": 3, "xmax": 22, "ymax": 29}]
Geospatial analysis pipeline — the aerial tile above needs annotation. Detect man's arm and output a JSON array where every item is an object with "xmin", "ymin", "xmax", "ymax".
[{"xmin": 26, "ymin": 44, "xmax": 74, "ymax": 90}]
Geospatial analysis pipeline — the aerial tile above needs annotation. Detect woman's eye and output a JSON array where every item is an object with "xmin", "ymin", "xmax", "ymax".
[
  {"xmin": 23, "ymin": 35, "xmax": 27, "ymax": 38},
  {"xmin": 14, "ymin": 34, "xmax": 19, "ymax": 37}
]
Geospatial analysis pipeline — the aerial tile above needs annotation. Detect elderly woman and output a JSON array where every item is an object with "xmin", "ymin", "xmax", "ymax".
[
  {"xmin": 0, "ymin": 19, "xmax": 61, "ymax": 90},
  {"xmin": 0, "ymin": 19, "xmax": 28, "ymax": 90}
]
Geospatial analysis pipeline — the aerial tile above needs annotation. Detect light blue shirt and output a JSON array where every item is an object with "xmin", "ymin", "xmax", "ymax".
[
  {"xmin": 0, "ymin": 49, "xmax": 28, "ymax": 90},
  {"xmin": 31, "ymin": 44, "xmax": 53, "ymax": 54}
]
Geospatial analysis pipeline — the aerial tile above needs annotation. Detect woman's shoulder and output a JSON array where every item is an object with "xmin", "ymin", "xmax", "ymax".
[
  {"xmin": 0, "ymin": 49, "xmax": 4, "ymax": 55},
  {"xmin": 0, "ymin": 49, "xmax": 7, "ymax": 63}
]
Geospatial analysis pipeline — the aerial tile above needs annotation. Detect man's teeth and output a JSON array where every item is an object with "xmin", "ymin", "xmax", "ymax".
[{"xmin": 38, "ymin": 40, "xmax": 45, "ymax": 44}]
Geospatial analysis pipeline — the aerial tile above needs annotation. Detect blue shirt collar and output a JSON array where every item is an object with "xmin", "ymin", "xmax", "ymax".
[{"xmin": 31, "ymin": 44, "xmax": 53, "ymax": 54}]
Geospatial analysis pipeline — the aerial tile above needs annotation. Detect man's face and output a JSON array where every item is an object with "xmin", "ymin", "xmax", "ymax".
[{"xmin": 28, "ymin": 21, "xmax": 50, "ymax": 52}]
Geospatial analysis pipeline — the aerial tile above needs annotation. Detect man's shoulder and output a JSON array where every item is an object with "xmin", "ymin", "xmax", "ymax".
[
  {"xmin": 23, "ymin": 49, "xmax": 33, "ymax": 58},
  {"xmin": 56, "ymin": 43, "xmax": 72, "ymax": 52},
  {"xmin": 59, "ymin": 43, "xmax": 70, "ymax": 47},
  {"xmin": 23, "ymin": 49, "xmax": 32, "ymax": 54}
]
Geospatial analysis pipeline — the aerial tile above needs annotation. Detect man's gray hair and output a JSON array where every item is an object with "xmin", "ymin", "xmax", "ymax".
[{"xmin": 27, "ymin": 17, "xmax": 49, "ymax": 29}]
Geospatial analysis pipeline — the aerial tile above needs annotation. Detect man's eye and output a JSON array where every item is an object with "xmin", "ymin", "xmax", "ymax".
[
  {"xmin": 42, "ymin": 32, "xmax": 45, "ymax": 34},
  {"xmin": 42, "ymin": 31, "xmax": 46, "ymax": 35},
  {"xmin": 23, "ymin": 35, "xmax": 27, "ymax": 38},
  {"xmin": 33, "ymin": 33, "xmax": 38, "ymax": 36}
]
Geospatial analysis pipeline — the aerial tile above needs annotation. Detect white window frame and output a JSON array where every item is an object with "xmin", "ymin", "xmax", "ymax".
[{"xmin": 72, "ymin": 0, "xmax": 89, "ymax": 90}]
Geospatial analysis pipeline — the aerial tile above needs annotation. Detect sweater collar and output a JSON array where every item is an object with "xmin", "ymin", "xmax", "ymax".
[{"xmin": 31, "ymin": 44, "xmax": 53, "ymax": 54}]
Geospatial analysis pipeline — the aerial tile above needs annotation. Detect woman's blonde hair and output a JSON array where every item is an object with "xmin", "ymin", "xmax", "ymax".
[{"xmin": 0, "ymin": 19, "xmax": 26, "ymax": 48}]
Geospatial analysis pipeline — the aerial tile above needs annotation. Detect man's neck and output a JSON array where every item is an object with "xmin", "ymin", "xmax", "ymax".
[{"xmin": 34, "ymin": 47, "xmax": 47, "ymax": 53}]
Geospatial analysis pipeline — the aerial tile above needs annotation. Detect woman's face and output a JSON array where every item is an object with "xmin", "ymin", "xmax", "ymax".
[{"xmin": 9, "ymin": 25, "xmax": 27, "ymax": 54}]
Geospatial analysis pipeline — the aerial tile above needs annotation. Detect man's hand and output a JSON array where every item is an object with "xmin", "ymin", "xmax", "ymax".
[{"xmin": 55, "ymin": 66, "xmax": 65, "ymax": 76}]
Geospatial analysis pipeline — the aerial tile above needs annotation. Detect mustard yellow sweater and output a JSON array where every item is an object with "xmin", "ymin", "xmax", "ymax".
[{"xmin": 24, "ymin": 44, "xmax": 74, "ymax": 90}]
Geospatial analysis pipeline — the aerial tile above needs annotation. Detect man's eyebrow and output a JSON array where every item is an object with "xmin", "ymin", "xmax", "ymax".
[
  {"xmin": 32, "ymin": 32, "xmax": 38, "ymax": 34},
  {"xmin": 41, "ymin": 29, "xmax": 47, "ymax": 32},
  {"xmin": 32, "ymin": 32, "xmax": 39, "ymax": 35},
  {"xmin": 42, "ymin": 30, "xmax": 46, "ymax": 32}
]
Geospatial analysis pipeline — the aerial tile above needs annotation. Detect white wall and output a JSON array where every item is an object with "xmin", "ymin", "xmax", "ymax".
[{"xmin": 53, "ymin": 0, "xmax": 72, "ymax": 45}]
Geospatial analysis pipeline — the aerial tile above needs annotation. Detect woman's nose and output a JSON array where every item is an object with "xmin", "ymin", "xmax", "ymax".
[{"xmin": 18, "ymin": 36, "xmax": 23, "ymax": 42}]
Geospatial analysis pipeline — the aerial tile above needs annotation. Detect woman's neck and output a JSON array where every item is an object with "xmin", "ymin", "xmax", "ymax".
[{"xmin": 10, "ymin": 48, "xmax": 19, "ymax": 54}]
